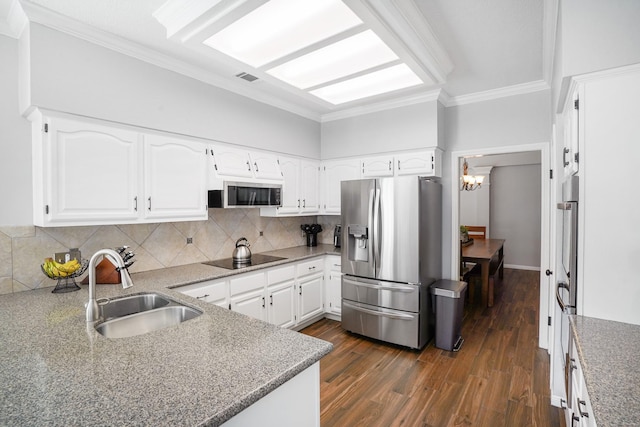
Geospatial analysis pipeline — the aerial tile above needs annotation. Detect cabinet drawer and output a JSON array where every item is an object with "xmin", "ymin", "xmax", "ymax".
[
  {"xmin": 297, "ymin": 258, "xmax": 324, "ymax": 278},
  {"xmin": 267, "ymin": 264, "xmax": 296, "ymax": 285},
  {"xmin": 229, "ymin": 272, "xmax": 266, "ymax": 296},
  {"xmin": 326, "ymin": 255, "xmax": 341, "ymax": 272},
  {"xmin": 177, "ymin": 279, "xmax": 227, "ymax": 303}
]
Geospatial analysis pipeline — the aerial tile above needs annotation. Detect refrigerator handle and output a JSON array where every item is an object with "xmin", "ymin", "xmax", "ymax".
[{"xmin": 373, "ymin": 187, "xmax": 381, "ymax": 271}]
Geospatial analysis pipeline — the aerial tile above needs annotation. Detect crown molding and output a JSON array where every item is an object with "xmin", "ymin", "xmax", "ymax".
[
  {"xmin": 0, "ymin": 0, "xmax": 27, "ymax": 38},
  {"xmin": 20, "ymin": 1, "xmax": 322, "ymax": 122},
  {"xmin": 446, "ymin": 80, "xmax": 550, "ymax": 107},
  {"xmin": 321, "ymin": 89, "xmax": 444, "ymax": 122}
]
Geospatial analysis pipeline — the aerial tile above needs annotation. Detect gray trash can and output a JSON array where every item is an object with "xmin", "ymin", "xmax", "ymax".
[{"xmin": 430, "ymin": 279, "xmax": 467, "ymax": 351}]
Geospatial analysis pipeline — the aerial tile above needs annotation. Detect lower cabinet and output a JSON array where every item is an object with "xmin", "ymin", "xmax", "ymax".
[
  {"xmin": 567, "ymin": 337, "xmax": 597, "ymax": 427},
  {"xmin": 325, "ymin": 255, "xmax": 342, "ymax": 317},
  {"xmin": 178, "ymin": 255, "xmax": 335, "ymax": 329}
]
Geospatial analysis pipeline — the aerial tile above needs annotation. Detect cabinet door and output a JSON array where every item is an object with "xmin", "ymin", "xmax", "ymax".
[
  {"xmin": 250, "ymin": 152, "xmax": 283, "ymax": 181},
  {"xmin": 563, "ymin": 89, "xmax": 580, "ymax": 176},
  {"xmin": 268, "ymin": 280, "xmax": 296, "ymax": 328},
  {"xmin": 42, "ymin": 116, "xmax": 140, "ymax": 225},
  {"xmin": 230, "ymin": 289, "xmax": 266, "ymax": 321},
  {"xmin": 277, "ymin": 156, "xmax": 301, "ymax": 214},
  {"xmin": 396, "ymin": 151, "xmax": 435, "ymax": 176},
  {"xmin": 321, "ymin": 159, "xmax": 360, "ymax": 214},
  {"xmin": 210, "ymin": 145, "xmax": 253, "ymax": 179},
  {"xmin": 144, "ymin": 134, "xmax": 207, "ymax": 221},
  {"xmin": 300, "ymin": 160, "xmax": 320, "ymax": 213},
  {"xmin": 177, "ymin": 279, "xmax": 228, "ymax": 307},
  {"xmin": 362, "ymin": 155, "xmax": 394, "ymax": 177},
  {"xmin": 298, "ymin": 273, "xmax": 324, "ymax": 323},
  {"xmin": 325, "ymin": 255, "xmax": 342, "ymax": 315}
]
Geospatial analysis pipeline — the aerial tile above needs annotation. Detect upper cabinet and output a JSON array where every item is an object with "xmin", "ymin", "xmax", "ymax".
[
  {"xmin": 361, "ymin": 149, "xmax": 442, "ymax": 179},
  {"xmin": 261, "ymin": 156, "xmax": 319, "ymax": 216},
  {"xmin": 208, "ymin": 145, "xmax": 283, "ymax": 187},
  {"xmin": 31, "ymin": 111, "xmax": 208, "ymax": 226},
  {"xmin": 320, "ymin": 159, "xmax": 360, "ymax": 215},
  {"xmin": 562, "ymin": 87, "xmax": 580, "ymax": 177}
]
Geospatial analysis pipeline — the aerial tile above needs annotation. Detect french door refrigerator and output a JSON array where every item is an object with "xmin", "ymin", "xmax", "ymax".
[{"xmin": 340, "ymin": 176, "xmax": 441, "ymax": 349}]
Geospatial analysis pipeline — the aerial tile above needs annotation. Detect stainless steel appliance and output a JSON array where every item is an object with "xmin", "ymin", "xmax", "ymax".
[
  {"xmin": 555, "ymin": 175, "xmax": 579, "ymax": 408},
  {"xmin": 333, "ymin": 225, "xmax": 342, "ymax": 248},
  {"xmin": 208, "ymin": 181, "xmax": 282, "ymax": 208},
  {"xmin": 203, "ymin": 253, "xmax": 285, "ymax": 270},
  {"xmin": 340, "ymin": 177, "xmax": 442, "ymax": 349}
]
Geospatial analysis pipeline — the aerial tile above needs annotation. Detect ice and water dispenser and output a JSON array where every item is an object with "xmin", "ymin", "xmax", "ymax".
[{"xmin": 347, "ymin": 225, "xmax": 369, "ymax": 262}]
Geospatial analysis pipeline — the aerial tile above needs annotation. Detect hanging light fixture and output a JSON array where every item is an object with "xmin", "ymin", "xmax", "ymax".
[{"xmin": 461, "ymin": 159, "xmax": 484, "ymax": 191}]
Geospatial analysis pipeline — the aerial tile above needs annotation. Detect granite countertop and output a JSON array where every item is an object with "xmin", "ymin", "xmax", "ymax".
[
  {"xmin": 570, "ymin": 315, "xmax": 640, "ymax": 426},
  {"xmin": 0, "ymin": 244, "xmax": 339, "ymax": 426}
]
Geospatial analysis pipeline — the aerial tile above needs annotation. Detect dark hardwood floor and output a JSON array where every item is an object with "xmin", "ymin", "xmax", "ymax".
[{"xmin": 301, "ymin": 269, "xmax": 566, "ymax": 427}]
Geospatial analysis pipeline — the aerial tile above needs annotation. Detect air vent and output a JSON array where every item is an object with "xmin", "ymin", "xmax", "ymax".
[{"xmin": 236, "ymin": 72, "xmax": 259, "ymax": 82}]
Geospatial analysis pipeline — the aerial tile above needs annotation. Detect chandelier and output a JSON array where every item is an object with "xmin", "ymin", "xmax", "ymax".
[{"xmin": 461, "ymin": 159, "xmax": 484, "ymax": 191}]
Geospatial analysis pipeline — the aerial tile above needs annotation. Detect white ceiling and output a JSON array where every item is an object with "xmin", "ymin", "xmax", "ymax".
[{"xmin": 3, "ymin": 0, "xmax": 551, "ymax": 121}]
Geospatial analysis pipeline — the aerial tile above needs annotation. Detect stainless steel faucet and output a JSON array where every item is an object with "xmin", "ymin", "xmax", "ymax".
[{"xmin": 86, "ymin": 249, "xmax": 134, "ymax": 323}]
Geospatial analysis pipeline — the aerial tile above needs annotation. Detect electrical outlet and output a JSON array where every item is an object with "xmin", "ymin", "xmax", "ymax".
[{"xmin": 186, "ymin": 237, "xmax": 193, "ymax": 244}]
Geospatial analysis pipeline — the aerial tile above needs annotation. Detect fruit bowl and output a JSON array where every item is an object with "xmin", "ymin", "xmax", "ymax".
[{"xmin": 41, "ymin": 259, "xmax": 89, "ymax": 293}]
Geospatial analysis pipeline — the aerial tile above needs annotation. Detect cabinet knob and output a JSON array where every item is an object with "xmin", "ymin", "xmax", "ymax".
[
  {"xmin": 196, "ymin": 294, "xmax": 210, "ymax": 300},
  {"xmin": 254, "ymin": 162, "xmax": 259, "ymax": 172},
  {"xmin": 148, "ymin": 197, "xmax": 151, "ymax": 211},
  {"xmin": 246, "ymin": 161, "xmax": 251, "ymax": 171},
  {"xmin": 134, "ymin": 196, "xmax": 138, "ymax": 212}
]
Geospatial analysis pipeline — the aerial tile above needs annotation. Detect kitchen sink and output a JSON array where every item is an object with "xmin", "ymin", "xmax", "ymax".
[
  {"xmin": 99, "ymin": 293, "xmax": 171, "ymax": 321},
  {"xmin": 95, "ymin": 293, "xmax": 202, "ymax": 339}
]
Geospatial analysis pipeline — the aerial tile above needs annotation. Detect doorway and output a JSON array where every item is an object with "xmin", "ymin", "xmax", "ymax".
[{"xmin": 450, "ymin": 142, "xmax": 551, "ymax": 350}]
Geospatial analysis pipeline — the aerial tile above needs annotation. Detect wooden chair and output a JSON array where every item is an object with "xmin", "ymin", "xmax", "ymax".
[{"xmin": 465, "ymin": 225, "xmax": 486, "ymax": 240}]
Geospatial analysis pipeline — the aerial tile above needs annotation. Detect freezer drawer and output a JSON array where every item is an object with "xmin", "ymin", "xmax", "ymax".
[
  {"xmin": 341, "ymin": 300, "xmax": 421, "ymax": 349},
  {"xmin": 342, "ymin": 275, "xmax": 420, "ymax": 312}
]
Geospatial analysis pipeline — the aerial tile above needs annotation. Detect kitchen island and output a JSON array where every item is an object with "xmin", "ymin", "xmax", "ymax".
[{"xmin": 0, "ymin": 245, "xmax": 337, "ymax": 426}]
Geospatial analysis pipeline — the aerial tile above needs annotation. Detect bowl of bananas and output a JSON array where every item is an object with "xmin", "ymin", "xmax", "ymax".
[{"xmin": 41, "ymin": 257, "xmax": 89, "ymax": 293}]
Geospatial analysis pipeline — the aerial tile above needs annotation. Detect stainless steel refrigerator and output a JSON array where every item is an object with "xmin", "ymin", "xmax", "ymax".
[{"xmin": 340, "ymin": 176, "xmax": 442, "ymax": 349}]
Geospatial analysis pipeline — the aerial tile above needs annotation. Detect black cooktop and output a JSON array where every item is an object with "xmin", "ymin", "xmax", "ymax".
[{"xmin": 202, "ymin": 254, "xmax": 286, "ymax": 270}]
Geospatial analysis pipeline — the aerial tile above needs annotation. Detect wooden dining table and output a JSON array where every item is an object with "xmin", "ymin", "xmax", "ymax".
[{"xmin": 462, "ymin": 238, "xmax": 505, "ymax": 307}]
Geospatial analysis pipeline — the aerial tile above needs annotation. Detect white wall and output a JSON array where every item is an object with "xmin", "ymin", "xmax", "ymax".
[
  {"xmin": 320, "ymin": 100, "xmax": 440, "ymax": 159},
  {"xmin": 0, "ymin": 35, "xmax": 32, "ymax": 226},
  {"xmin": 27, "ymin": 24, "xmax": 320, "ymax": 158},
  {"xmin": 562, "ymin": 0, "xmax": 640, "ymax": 79},
  {"xmin": 490, "ymin": 165, "xmax": 542, "ymax": 269}
]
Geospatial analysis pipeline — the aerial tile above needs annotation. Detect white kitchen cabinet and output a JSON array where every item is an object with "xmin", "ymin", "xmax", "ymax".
[
  {"xmin": 297, "ymin": 258, "xmax": 325, "ymax": 324},
  {"xmin": 324, "ymin": 255, "xmax": 342, "ymax": 317},
  {"xmin": 229, "ymin": 272, "xmax": 267, "ymax": 321},
  {"xmin": 396, "ymin": 149, "xmax": 441, "ymax": 177},
  {"xmin": 209, "ymin": 145, "xmax": 254, "ymax": 179},
  {"xmin": 361, "ymin": 154, "xmax": 395, "ymax": 177},
  {"xmin": 31, "ymin": 111, "xmax": 208, "ymax": 226},
  {"xmin": 562, "ymin": 87, "xmax": 580, "ymax": 177},
  {"xmin": 261, "ymin": 156, "xmax": 319, "ymax": 216},
  {"xmin": 143, "ymin": 134, "xmax": 208, "ymax": 221},
  {"xmin": 176, "ymin": 278, "xmax": 228, "ymax": 307},
  {"xmin": 31, "ymin": 113, "xmax": 141, "ymax": 226},
  {"xmin": 320, "ymin": 159, "xmax": 360, "ymax": 214},
  {"xmin": 567, "ymin": 337, "xmax": 597, "ymax": 427},
  {"xmin": 250, "ymin": 152, "xmax": 283, "ymax": 181},
  {"xmin": 267, "ymin": 264, "xmax": 296, "ymax": 328}
]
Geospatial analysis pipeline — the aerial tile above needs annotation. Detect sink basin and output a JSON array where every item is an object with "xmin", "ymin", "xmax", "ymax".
[
  {"xmin": 100, "ymin": 293, "xmax": 171, "ymax": 321},
  {"xmin": 96, "ymin": 305, "xmax": 202, "ymax": 339}
]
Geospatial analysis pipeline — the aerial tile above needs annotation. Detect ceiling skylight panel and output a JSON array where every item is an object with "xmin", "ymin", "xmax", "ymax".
[
  {"xmin": 309, "ymin": 64, "xmax": 423, "ymax": 105},
  {"xmin": 267, "ymin": 30, "xmax": 398, "ymax": 89},
  {"xmin": 202, "ymin": 0, "xmax": 363, "ymax": 68}
]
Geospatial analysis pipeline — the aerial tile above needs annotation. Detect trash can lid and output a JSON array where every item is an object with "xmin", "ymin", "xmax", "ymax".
[{"xmin": 430, "ymin": 279, "xmax": 468, "ymax": 298}]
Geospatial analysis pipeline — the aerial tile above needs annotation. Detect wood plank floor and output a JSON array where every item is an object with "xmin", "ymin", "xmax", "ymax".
[{"xmin": 301, "ymin": 269, "xmax": 566, "ymax": 427}]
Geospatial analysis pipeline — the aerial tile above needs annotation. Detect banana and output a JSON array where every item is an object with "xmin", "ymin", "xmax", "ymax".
[{"xmin": 43, "ymin": 257, "xmax": 81, "ymax": 278}]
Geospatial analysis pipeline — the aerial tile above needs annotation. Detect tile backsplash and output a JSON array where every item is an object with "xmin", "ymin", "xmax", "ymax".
[{"xmin": 0, "ymin": 210, "xmax": 341, "ymax": 294}]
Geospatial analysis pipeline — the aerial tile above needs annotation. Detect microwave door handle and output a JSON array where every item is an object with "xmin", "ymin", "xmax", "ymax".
[
  {"xmin": 368, "ymin": 187, "xmax": 375, "ymax": 267},
  {"xmin": 556, "ymin": 281, "xmax": 569, "ymax": 311}
]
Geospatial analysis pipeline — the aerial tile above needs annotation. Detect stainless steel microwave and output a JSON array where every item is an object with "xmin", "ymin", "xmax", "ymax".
[{"xmin": 208, "ymin": 181, "xmax": 282, "ymax": 208}]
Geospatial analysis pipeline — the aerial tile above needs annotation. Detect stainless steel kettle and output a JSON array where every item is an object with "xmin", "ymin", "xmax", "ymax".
[{"xmin": 232, "ymin": 237, "xmax": 251, "ymax": 263}]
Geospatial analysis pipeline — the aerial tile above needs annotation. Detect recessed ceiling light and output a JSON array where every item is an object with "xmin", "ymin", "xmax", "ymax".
[
  {"xmin": 202, "ymin": 0, "xmax": 362, "ymax": 68},
  {"xmin": 267, "ymin": 30, "xmax": 398, "ymax": 89},
  {"xmin": 309, "ymin": 64, "xmax": 423, "ymax": 105}
]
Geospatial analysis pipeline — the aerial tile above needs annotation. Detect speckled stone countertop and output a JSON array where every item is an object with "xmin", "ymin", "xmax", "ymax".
[
  {"xmin": 0, "ymin": 244, "xmax": 339, "ymax": 426},
  {"xmin": 570, "ymin": 315, "xmax": 640, "ymax": 426}
]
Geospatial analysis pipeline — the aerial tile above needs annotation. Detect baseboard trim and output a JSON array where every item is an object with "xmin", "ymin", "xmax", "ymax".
[{"xmin": 505, "ymin": 264, "xmax": 540, "ymax": 271}]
